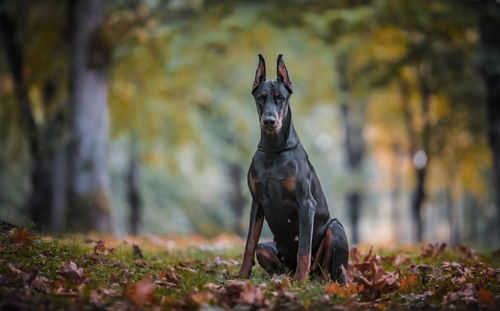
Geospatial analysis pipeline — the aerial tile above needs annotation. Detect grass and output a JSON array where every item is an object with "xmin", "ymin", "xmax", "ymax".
[{"xmin": 0, "ymin": 221, "xmax": 498, "ymax": 310}]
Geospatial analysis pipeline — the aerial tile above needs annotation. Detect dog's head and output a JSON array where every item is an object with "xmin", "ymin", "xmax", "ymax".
[{"xmin": 252, "ymin": 54, "xmax": 293, "ymax": 135}]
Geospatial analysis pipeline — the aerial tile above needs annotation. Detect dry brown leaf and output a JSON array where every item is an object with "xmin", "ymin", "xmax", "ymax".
[
  {"xmin": 240, "ymin": 280, "xmax": 267, "ymax": 306},
  {"xmin": 56, "ymin": 262, "xmax": 87, "ymax": 284},
  {"xmin": 223, "ymin": 280, "xmax": 245, "ymax": 301},
  {"xmin": 324, "ymin": 281, "xmax": 346, "ymax": 296},
  {"xmin": 9, "ymin": 229, "xmax": 35, "ymax": 246},
  {"xmin": 270, "ymin": 274, "xmax": 291, "ymax": 288},
  {"xmin": 457, "ymin": 245, "xmax": 479, "ymax": 262},
  {"xmin": 420, "ymin": 242, "xmax": 447, "ymax": 258},
  {"xmin": 446, "ymin": 283, "xmax": 477, "ymax": 304},
  {"xmin": 478, "ymin": 287, "xmax": 495, "ymax": 309},
  {"xmin": 345, "ymin": 246, "xmax": 401, "ymax": 300},
  {"xmin": 400, "ymin": 273, "xmax": 417, "ymax": 291},
  {"xmin": 15, "ymin": 270, "xmax": 37, "ymax": 284},
  {"xmin": 94, "ymin": 240, "xmax": 108, "ymax": 255},
  {"xmin": 191, "ymin": 291, "xmax": 216, "ymax": 305},
  {"xmin": 90, "ymin": 287, "xmax": 111, "ymax": 307},
  {"xmin": 31, "ymin": 276, "xmax": 49, "ymax": 293},
  {"xmin": 350, "ymin": 246, "xmax": 360, "ymax": 264},
  {"xmin": 395, "ymin": 254, "xmax": 411, "ymax": 267},
  {"xmin": 126, "ymin": 275, "xmax": 156, "ymax": 307},
  {"xmin": 164, "ymin": 265, "xmax": 181, "ymax": 283},
  {"xmin": 203, "ymin": 282, "xmax": 220, "ymax": 290}
]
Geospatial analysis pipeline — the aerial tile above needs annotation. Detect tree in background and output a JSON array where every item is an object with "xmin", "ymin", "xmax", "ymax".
[
  {"xmin": 67, "ymin": 0, "xmax": 111, "ymax": 231},
  {"xmin": 479, "ymin": 0, "xmax": 500, "ymax": 242},
  {"xmin": 0, "ymin": 1, "xmax": 68, "ymax": 231},
  {"xmin": 127, "ymin": 146, "xmax": 141, "ymax": 236},
  {"xmin": 337, "ymin": 55, "xmax": 366, "ymax": 244},
  {"xmin": 368, "ymin": 0, "xmax": 482, "ymax": 242},
  {"xmin": 0, "ymin": 0, "xmax": 496, "ymax": 247}
]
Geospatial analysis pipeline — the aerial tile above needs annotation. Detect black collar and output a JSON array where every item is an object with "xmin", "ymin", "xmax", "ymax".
[{"xmin": 257, "ymin": 142, "xmax": 299, "ymax": 153}]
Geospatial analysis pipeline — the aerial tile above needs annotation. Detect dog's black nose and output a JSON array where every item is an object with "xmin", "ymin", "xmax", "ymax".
[{"xmin": 263, "ymin": 117, "xmax": 276, "ymax": 126}]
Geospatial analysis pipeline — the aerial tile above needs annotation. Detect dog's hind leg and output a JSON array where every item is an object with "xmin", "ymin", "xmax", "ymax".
[
  {"xmin": 312, "ymin": 218, "xmax": 349, "ymax": 282},
  {"xmin": 256, "ymin": 242, "xmax": 284, "ymax": 275},
  {"xmin": 327, "ymin": 218, "xmax": 349, "ymax": 282}
]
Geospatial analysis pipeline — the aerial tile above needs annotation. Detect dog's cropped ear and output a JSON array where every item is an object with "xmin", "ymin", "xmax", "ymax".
[
  {"xmin": 252, "ymin": 54, "xmax": 266, "ymax": 93},
  {"xmin": 277, "ymin": 54, "xmax": 292, "ymax": 94}
]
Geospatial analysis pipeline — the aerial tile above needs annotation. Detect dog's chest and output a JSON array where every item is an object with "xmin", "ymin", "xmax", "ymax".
[{"xmin": 249, "ymin": 155, "xmax": 299, "ymax": 211}]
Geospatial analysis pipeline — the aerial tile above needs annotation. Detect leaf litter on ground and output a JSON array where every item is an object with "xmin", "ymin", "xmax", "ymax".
[{"xmin": 0, "ymin": 222, "xmax": 498, "ymax": 310}]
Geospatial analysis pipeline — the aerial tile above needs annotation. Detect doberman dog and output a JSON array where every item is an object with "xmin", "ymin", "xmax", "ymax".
[{"xmin": 238, "ymin": 54, "xmax": 349, "ymax": 282}]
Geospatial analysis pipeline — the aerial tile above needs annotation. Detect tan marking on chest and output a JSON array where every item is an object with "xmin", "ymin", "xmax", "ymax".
[
  {"xmin": 280, "ymin": 174, "xmax": 297, "ymax": 192},
  {"xmin": 249, "ymin": 174, "xmax": 257, "ymax": 193}
]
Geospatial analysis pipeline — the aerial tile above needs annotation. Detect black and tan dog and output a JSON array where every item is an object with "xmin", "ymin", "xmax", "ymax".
[{"xmin": 238, "ymin": 54, "xmax": 349, "ymax": 282}]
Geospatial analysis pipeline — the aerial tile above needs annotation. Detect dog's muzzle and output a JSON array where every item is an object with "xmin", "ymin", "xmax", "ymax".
[{"xmin": 261, "ymin": 115, "xmax": 282, "ymax": 134}]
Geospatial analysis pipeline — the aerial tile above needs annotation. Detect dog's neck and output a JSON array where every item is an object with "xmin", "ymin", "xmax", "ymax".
[{"xmin": 258, "ymin": 106, "xmax": 299, "ymax": 152}]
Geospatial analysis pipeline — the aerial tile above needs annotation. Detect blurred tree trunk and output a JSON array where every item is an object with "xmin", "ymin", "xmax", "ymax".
[
  {"xmin": 0, "ymin": 14, "xmax": 52, "ymax": 229},
  {"xmin": 464, "ymin": 192, "xmax": 478, "ymax": 245},
  {"xmin": 400, "ymin": 75, "xmax": 430, "ymax": 243},
  {"xmin": 50, "ymin": 142, "xmax": 67, "ymax": 233},
  {"xmin": 127, "ymin": 152, "xmax": 141, "ymax": 236},
  {"xmin": 445, "ymin": 185, "xmax": 460, "ymax": 247},
  {"xmin": 390, "ymin": 144, "xmax": 403, "ymax": 243},
  {"xmin": 412, "ymin": 167, "xmax": 426, "ymax": 242},
  {"xmin": 227, "ymin": 162, "xmax": 246, "ymax": 237},
  {"xmin": 44, "ymin": 80, "xmax": 68, "ymax": 233},
  {"xmin": 479, "ymin": 0, "xmax": 500, "ymax": 243},
  {"xmin": 338, "ymin": 56, "xmax": 365, "ymax": 244},
  {"xmin": 67, "ymin": 0, "xmax": 111, "ymax": 231}
]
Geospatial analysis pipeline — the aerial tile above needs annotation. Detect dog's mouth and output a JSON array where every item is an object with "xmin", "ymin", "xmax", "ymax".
[{"xmin": 260, "ymin": 120, "xmax": 282, "ymax": 135}]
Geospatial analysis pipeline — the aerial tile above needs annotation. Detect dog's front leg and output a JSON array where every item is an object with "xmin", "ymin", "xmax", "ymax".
[
  {"xmin": 295, "ymin": 199, "xmax": 315, "ymax": 282},
  {"xmin": 238, "ymin": 200, "xmax": 264, "ymax": 277}
]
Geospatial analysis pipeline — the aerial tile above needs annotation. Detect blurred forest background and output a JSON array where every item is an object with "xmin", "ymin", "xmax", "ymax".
[{"xmin": 0, "ymin": 0, "xmax": 499, "ymax": 249}]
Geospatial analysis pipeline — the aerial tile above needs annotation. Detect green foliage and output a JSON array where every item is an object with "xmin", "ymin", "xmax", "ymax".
[{"xmin": 0, "ymin": 0, "xmax": 496, "ymax": 245}]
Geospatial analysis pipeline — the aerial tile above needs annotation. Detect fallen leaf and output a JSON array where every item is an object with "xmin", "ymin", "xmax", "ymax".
[
  {"xmin": 478, "ymin": 287, "xmax": 495, "ymax": 309},
  {"xmin": 9, "ymin": 229, "xmax": 35, "ymax": 246},
  {"xmin": 270, "ymin": 274, "xmax": 291, "ymax": 288},
  {"xmin": 191, "ymin": 291, "xmax": 216, "ymax": 305},
  {"xmin": 15, "ymin": 270, "xmax": 37, "ymax": 284},
  {"xmin": 325, "ymin": 281, "xmax": 346, "ymax": 296},
  {"xmin": 420, "ymin": 242, "xmax": 447, "ymax": 258},
  {"xmin": 90, "ymin": 287, "xmax": 111, "ymax": 307},
  {"xmin": 457, "ymin": 245, "xmax": 479, "ymax": 262},
  {"xmin": 177, "ymin": 266, "xmax": 197, "ymax": 273},
  {"xmin": 56, "ymin": 262, "xmax": 87, "ymax": 284},
  {"xmin": 240, "ymin": 280, "xmax": 267, "ymax": 306},
  {"xmin": 395, "ymin": 254, "xmax": 411, "ymax": 267},
  {"xmin": 304, "ymin": 299, "xmax": 311, "ymax": 310},
  {"xmin": 125, "ymin": 275, "xmax": 156, "ymax": 307},
  {"xmin": 94, "ymin": 240, "xmax": 108, "ymax": 255},
  {"xmin": 446, "ymin": 283, "xmax": 476, "ymax": 304},
  {"xmin": 350, "ymin": 246, "xmax": 360, "ymax": 264},
  {"xmin": 164, "ymin": 265, "xmax": 181, "ymax": 283},
  {"xmin": 31, "ymin": 276, "xmax": 49, "ymax": 293},
  {"xmin": 400, "ymin": 273, "xmax": 417, "ymax": 291},
  {"xmin": 203, "ymin": 282, "xmax": 220, "ymax": 290}
]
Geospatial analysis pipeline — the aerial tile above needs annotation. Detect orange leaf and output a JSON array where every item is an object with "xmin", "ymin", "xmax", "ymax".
[
  {"xmin": 478, "ymin": 287, "xmax": 495, "ymax": 309},
  {"xmin": 325, "ymin": 281, "xmax": 346, "ymax": 296},
  {"xmin": 9, "ymin": 229, "xmax": 35, "ymax": 246},
  {"xmin": 400, "ymin": 273, "xmax": 417, "ymax": 291},
  {"xmin": 126, "ymin": 275, "xmax": 156, "ymax": 307},
  {"xmin": 94, "ymin": 240, "xmax": 107, "ymax": 255}
]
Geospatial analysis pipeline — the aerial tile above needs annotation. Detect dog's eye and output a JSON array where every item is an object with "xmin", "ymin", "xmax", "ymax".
[
  {"xmin": 276, "ymin": 95, "xmax": 285, "ymax": 102},
  {"xmin": 258, "ymin": 94, "xmax": 266, "ymax": 101}
]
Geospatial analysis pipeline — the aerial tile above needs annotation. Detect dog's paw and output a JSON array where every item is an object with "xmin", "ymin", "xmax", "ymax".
[
  {"xmin": 236, "ymin": 269, "xmax": 252, "ymax": 279},
  {"xmin": 294, "ymin": 270, "xmax": 309, "ymax": 282}
]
